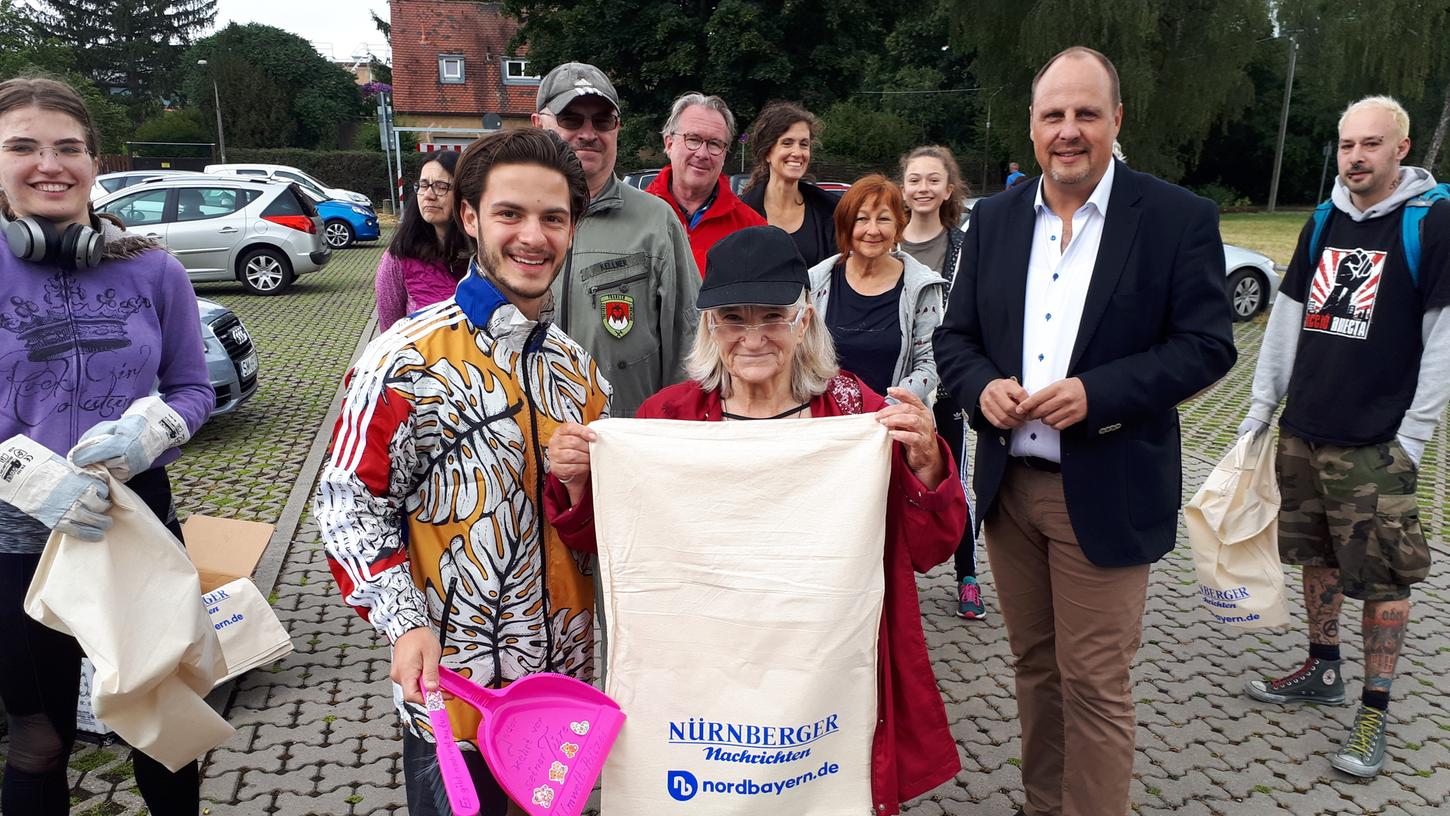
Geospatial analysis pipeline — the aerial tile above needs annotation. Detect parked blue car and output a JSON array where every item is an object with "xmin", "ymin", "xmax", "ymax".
[{"xmin": 304, "ymin": 189, "xmax": 380, "ymax": 249}]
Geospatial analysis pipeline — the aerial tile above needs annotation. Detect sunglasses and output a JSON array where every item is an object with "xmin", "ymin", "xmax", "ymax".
[{"xmin": 546, "ymin": 111, "xmax": 620, "ymax": 132}]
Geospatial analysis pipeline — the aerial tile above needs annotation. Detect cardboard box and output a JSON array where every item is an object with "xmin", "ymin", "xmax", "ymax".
[{"xmin": 182, "ymin": 514, "xmax": 275, "ymax": 593}]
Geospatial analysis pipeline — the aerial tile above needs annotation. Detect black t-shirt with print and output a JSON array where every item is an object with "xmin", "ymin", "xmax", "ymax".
[{"xmin": 1280, "ymin": 199, "xmax": 1450, "ymax": 446}]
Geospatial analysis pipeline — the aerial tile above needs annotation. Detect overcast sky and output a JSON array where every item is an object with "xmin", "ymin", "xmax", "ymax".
[{"xmin": 209, "ymin": 0, "xmax": 392, "ymax": 63}]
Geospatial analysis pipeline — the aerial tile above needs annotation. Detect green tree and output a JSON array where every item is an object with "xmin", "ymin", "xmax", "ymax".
[
  {"xmin": 0, "ymin": 0, "xmax": 131, "ymax": 152},
  {"xmin": 1275, "ymin": 0, "xmax": 1450, "ymax": 170},
  {"xmin": 504, "ymin": 0, "xmax": 917, "ymax": 162},
  {"xmin": 30, "ymin": 0, "xmax": 217, "ymax": 117},
  {"xmin": 368, "ymin": 9, "xmax": 392, "ymax": 85},
  {"xmin": 185, "ymin": 23, "xmax": 363, "ymax": 150},
  {"xmin": 946, "ymin": 0, "xmax": 1272, "ymax": 182}
]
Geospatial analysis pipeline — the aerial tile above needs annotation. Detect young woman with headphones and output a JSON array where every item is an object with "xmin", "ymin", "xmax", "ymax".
[{"xmin": 0, "ymin": 76, "xmax": 213, "ymax": 815}]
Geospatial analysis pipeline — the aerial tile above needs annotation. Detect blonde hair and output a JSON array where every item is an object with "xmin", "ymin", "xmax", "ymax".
[
  {"xmin": 684, "ymin": 293, "xmax": 838, "ymax": 403},
  {"xmin": 1340, "ymin": 95, "xmax": 1411, "ymax": 142}
]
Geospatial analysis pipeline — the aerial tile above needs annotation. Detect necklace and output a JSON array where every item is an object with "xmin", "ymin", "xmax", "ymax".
[{"xmin": 721, "ymin": 400, "xmax": 811, "ymax": 420}]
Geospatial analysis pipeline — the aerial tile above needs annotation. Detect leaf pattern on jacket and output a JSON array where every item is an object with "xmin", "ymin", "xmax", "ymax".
[
  {"xmin": 407, "ymin": 355, "xmax": 525, "ymax": 524},
  {"xmin": 429, "ymin": 485, "xmax": 546, "ymax": 686}
]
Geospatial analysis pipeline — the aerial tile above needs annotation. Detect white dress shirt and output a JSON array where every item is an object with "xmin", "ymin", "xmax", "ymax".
[{"xmin": 1011, "ymin": 161, "xmax": 1116, "ymax": 462}]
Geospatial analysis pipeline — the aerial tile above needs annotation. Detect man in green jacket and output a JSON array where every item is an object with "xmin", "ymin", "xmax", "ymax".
[{"xmin": 534, "ymin": 62, "xmax": 700, "ymax": 417}]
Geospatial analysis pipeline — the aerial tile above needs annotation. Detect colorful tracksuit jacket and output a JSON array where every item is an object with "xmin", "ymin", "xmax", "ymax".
[{"xmin": 316, "ymin": 263, "xmax": 611, "ymax": 740}]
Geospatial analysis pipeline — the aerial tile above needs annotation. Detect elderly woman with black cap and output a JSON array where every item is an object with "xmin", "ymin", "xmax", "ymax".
[{"xmin": 543, "ymin": 225, "xmax": 966, "ymax": 816}]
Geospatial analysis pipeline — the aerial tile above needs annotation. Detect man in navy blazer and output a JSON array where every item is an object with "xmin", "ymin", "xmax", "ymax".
[{"xmin": 934, "ymin": 47, "xmax": 1236, "ymax": 816}]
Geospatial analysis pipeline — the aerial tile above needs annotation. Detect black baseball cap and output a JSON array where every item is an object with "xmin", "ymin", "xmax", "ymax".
[{"xmin": 697, "ymin": 226, "xmax": 809, "ymax": 309}]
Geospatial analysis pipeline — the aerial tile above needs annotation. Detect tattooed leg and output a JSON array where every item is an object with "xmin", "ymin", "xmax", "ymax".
[
  {"xmin": 1304, "ymin": 566, "xmax": 1343, "ymax": 646},
  {"xmin": 1363, "ymin": 600, "xmax": 1410, "ymax": 694}
]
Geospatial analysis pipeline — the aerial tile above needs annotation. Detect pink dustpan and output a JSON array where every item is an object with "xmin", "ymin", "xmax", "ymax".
[{"xmin": 436, "ymin": 667, "xmax": 625, "ymax": 816}]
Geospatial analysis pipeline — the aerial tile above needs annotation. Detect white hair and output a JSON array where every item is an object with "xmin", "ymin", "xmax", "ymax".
[
  {"xmin": 684, "ymin": 292, "xmax": 838, "ymax": 403},
  {"xmin": 661, "ymin": 92, "xmax": 737, "ymax": 142},
  {"xmin": 1340, "ymin": 95, "xmax": 1411, "ymax": 142}
]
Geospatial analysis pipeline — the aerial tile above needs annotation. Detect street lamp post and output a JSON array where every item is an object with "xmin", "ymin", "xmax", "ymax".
[{"xmin": 197, "ymin": 59, "xmax": 226, "ymax": 163}]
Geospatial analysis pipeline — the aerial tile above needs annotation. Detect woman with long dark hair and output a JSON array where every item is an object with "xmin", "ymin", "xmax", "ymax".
[
  {"xmin": 0, "ymin": 75, "xmax": 211, "ymax": 815},
  {"xmin": 374, "ymin": 149, "xmax": 469, "ymax": 328},
  {"xmin": 739, "ymin": 101, "xmax": 839, "ymax": 267}
]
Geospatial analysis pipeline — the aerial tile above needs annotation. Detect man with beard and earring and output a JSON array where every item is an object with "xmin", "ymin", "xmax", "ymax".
[
  {"xmin": 1239, "ymin": 95, "xmax": 1450, "ymax": 778},
  {"xmin": 316, "ymin": 128, "xmax": 612, "ymax": 816},
  {"xmin": 532, "ymin": 62, "xmax": 699, "ymax": 418},
  {"xmin": 934, "ymin": 46, "xmax": 1236, "ymax": 816}
]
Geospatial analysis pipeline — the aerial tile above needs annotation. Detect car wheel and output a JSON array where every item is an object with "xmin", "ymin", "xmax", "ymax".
[
  {"xmin": 238, "ymin": 247, "xmax": 295, "ymax": 295},
  {"xmin": 1227, "ymin": 268, "xmax": 1266, "ymax": 321},
  {"xmin": 324, "ymin": 220, "xmax": 355, "ymax": 249}
]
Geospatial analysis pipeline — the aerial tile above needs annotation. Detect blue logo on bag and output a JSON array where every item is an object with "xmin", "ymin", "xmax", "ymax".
[{"xmin": 667, "ymin": 770, "xmax": 698, "ymax": 801}]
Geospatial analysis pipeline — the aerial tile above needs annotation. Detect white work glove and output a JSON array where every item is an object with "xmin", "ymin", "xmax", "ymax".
[
  {"xmin": 1237, "ymin": 416, "xmax": 1270, "ymax": 440},
  {"xmin": 70, "ymin": 396, "xmax": 191, "ymax": 481},
  {"xmin": 0, "ymin": 435, "xmax": 112, "ymax": 541},
  {"xmin": 1397, "ymin": 435, "xmax": 1425, "ymax": 469}
]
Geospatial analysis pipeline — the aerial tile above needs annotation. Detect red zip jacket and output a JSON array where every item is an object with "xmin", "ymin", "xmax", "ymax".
[
  {"xmin": 544, "ymin": 372, "xmax": 964, "ymax": 814},
  {"xmin": 646, "ymin": 165, "xmax": 767, "ymax": 277}
]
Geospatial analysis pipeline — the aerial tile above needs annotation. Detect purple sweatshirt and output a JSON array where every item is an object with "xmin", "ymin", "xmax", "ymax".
[{"xmin": 0, "ymin": 235, "xmax": 213, "ymax": 552}]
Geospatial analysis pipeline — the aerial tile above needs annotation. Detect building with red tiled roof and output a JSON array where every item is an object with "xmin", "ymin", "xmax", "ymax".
[{"xmin": 390, "ymin": 0, "xmax": 539, "ymax": 149}]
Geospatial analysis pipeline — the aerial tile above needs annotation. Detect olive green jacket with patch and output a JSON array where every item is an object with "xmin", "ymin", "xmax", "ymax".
[{"xmin": 551, "ymin": 176, "xmax": 700, "ymax": 418}]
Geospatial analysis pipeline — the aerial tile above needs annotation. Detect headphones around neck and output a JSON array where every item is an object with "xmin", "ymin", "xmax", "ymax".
[{"xmin": 0, "ymin": 210, "xmax": 105, "ymax": 270}]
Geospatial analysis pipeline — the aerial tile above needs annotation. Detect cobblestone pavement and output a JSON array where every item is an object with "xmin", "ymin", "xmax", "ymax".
[{"xmin": 16, "ymin": 234, "xmax": 1450, "ymax": 815}]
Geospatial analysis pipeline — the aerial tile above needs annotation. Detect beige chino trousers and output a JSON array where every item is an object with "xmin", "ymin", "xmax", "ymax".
[{"xmin": 985, "ymin": 461, "xmax": 1150, "ymax": 816}]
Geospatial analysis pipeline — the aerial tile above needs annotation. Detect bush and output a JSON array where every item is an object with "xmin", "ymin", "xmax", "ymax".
[
  {"xmin": 134, "ymin": 108, "xmax": 212, "ymax": 144},
  {"xmin": 818, "ymin": 101, "xmax": 922, "ymax": 166},
  {"xmin": 1193, "ymin": 182, "xmax": 1253, "ymax": 211}
]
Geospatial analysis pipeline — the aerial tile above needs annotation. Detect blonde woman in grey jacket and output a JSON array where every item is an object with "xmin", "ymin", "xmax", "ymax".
[{"xmin": 808, "ymin": 175, "xmax": 946, "ymax": 403}]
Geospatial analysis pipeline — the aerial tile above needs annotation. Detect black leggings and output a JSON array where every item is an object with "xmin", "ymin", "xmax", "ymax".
[
  {"xmin": 932, "ymin": 396, "xmax": 979, "ymax": 580},
  {"xmin": 0, "ymin": 467, "xmax": 200, "ymax": 816}
]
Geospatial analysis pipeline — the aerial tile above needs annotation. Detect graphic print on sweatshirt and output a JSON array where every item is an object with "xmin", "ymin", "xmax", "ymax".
[
  {"xmin": 1303, "ymin": 246, "xmax": 1386, "ymax": 340},
  {"xmin": 0, "ymin": 272, "xmax": 153, "ymax": 427}
]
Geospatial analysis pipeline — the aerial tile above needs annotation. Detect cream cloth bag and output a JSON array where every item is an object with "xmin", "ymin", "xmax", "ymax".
[
  {"xmin": 1185, "ymin": 432, "xmax": 1290, "ymax": 629},
  {"xmin": 24, "ymin": 472, "xmax": 235, "ymax": 771},
  {"xmin": 589, "ymin": 414, "xmax": 890, "ymax": 814}
]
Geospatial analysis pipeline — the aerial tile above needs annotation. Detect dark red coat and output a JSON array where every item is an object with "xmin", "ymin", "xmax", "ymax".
[
  {"xmin": 544, "ymin": 373, "xmax": 964, "ymax": 814},
  {"xmin": 645, "ymin": 165, "xmax": 767, "ymax": 277}
]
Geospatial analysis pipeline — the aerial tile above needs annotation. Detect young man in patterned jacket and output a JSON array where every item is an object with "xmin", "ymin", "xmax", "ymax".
[{"xmin": 316, "ymin": 129, "xmax": 611, "ymax": 815}]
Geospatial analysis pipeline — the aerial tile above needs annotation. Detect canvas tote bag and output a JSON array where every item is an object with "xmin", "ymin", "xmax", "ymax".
[
  {"xmin": 1185, "ymin": 432, "xmax": 1291, "ymax": 629},
  {"xmin": 205, "ymin": 577, "xmax": 294, "ymax": 682},
  {"xmin": 589, "ymin": 414, "xmax": 891, "ymax": 814},
  {"xmin": 24, "ymin": 472, "xmax": 235, "ymax": 770}
]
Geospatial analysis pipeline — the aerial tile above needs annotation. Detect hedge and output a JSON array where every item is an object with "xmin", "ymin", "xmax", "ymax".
[{"xmin": 227, "ymin": 148, "xmax": 430, "ymax": 207}]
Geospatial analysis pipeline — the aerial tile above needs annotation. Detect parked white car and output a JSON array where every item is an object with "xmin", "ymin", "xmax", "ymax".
[
  {"xmin": 1223, "ymin": 244, "xmax": 1282, "ymax": 321},
  {"xmin": 94, "ymin": 175, "xmax": 331, "ymax": 295},
  {"xmin": 91, "ymin": 170, "xmax": 199, "ymax": 201},
  {"xmin": 204, "ymin": 163, "xmax": 372, "ymax": 207}
]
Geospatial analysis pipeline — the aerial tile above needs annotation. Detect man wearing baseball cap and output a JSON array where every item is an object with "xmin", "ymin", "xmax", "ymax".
[{"xmin": 533, "ymin": 62, "xmax": 700, "ymax": 418}]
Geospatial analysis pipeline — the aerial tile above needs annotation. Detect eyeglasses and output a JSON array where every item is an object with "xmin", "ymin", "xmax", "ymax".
[
  {"xmin": 672, "ymin": 132, "xmax": 728, "ymax": 157},
  {"xmin": 1, "ymin": 143, "xmax": 92, "ymax": 162},
  {"xmin": 707, "ymin": 309, "xmax": 805, "ymax": 342},
  {"xmin": 545, "ymin": 110, "xmax": 620, "ymax": 132},
  {"xmin": 414, "ymin": 179, "xmax": 453, "ymax": 196}
]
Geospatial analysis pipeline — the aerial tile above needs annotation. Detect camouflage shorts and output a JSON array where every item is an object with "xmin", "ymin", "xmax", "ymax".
[{"xmin": 1277, "ymin": 433, "xmax": 1429, "ymax": 601}]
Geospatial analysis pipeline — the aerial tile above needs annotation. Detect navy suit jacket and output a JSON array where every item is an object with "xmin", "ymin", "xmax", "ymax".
[{"xmin": 934, "ymin": 161, "xmax": 1237, "ymax": 567}]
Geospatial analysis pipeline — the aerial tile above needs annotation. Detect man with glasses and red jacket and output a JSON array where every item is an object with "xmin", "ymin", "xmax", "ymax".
[{"xmin": 646, "ymin": 92, "xmax": 766, "ymax": 276}]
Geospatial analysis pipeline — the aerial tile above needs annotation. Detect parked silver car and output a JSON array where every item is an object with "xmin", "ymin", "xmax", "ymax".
[
  {"xmin": 94, "ymin": 176, "xmax": 331, "ymax": 295},
  {"xmin": 197, "ymin": 298, "xmax": 259, "ymax": 415}
]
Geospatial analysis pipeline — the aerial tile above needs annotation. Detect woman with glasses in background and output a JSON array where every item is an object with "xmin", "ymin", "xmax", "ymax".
[{"xmin": 374, "ymin": 149, "xmax": 469, "ymax": 329}]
